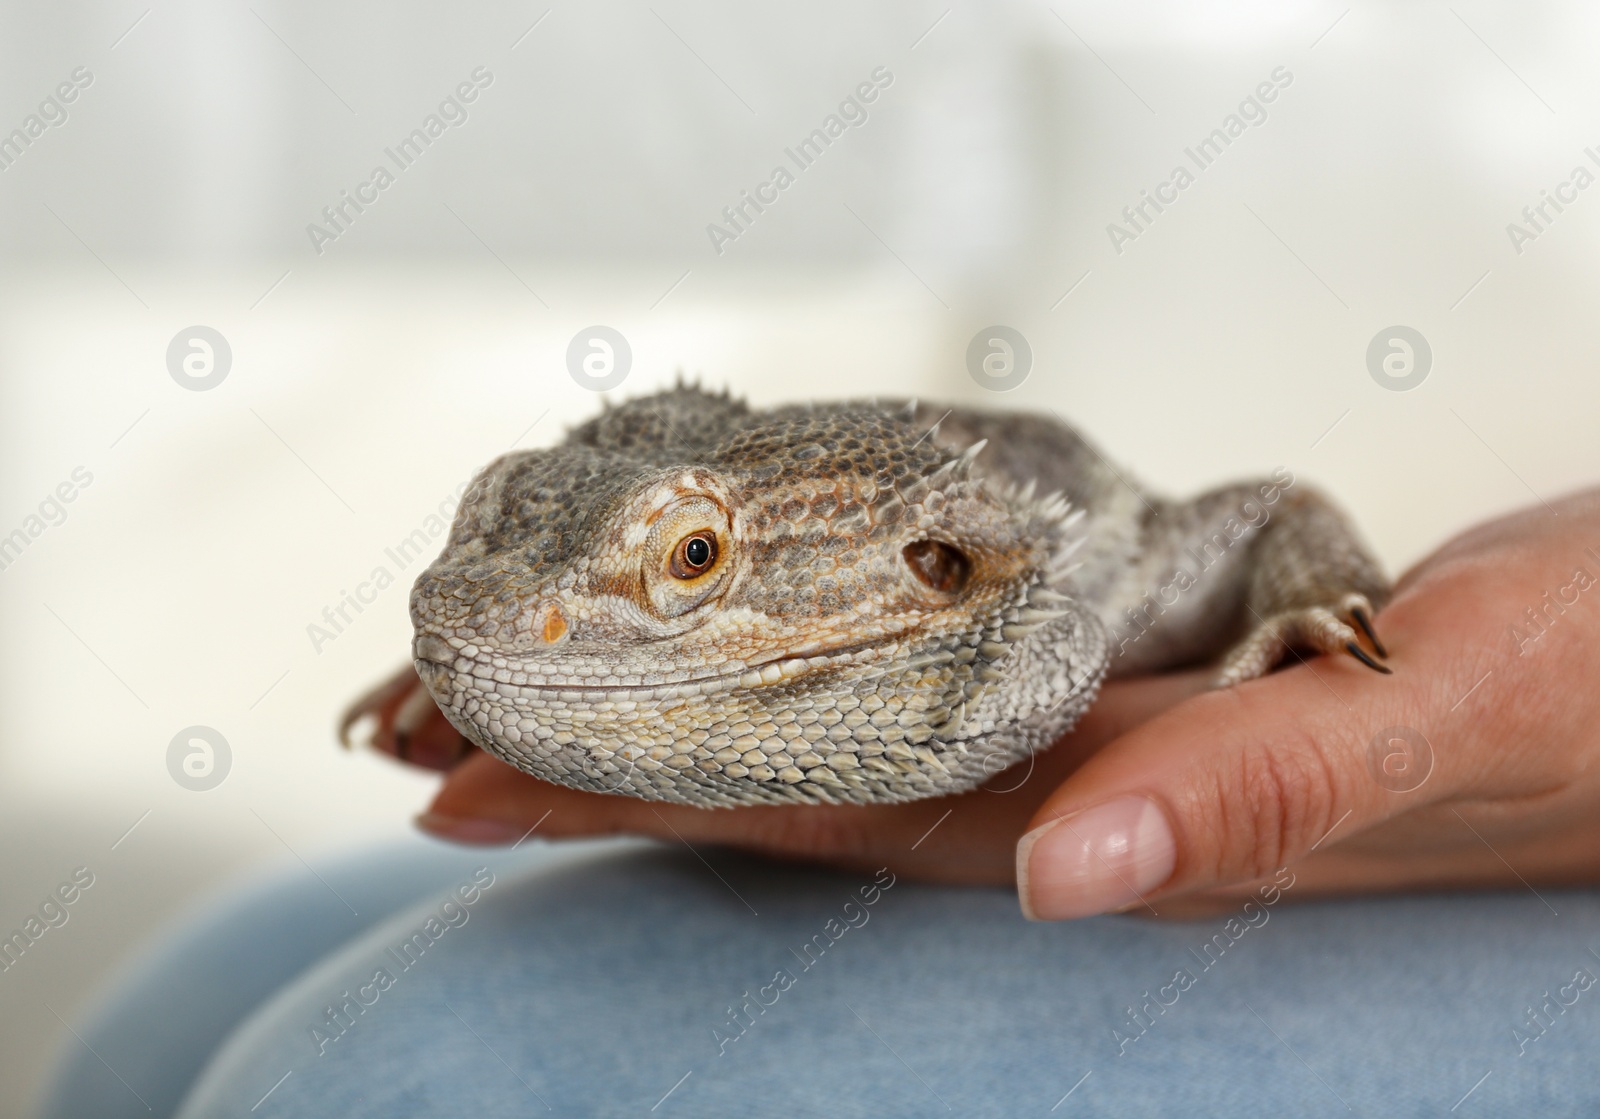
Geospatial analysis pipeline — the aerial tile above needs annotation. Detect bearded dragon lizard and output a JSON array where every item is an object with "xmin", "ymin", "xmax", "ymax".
[{"xmin": 342, "ymin": 386, "xmax": 1390, "ymax": 806}]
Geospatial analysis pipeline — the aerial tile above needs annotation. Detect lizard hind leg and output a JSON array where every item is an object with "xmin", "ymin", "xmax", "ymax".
[{"xmin": 1213, "ymin": 489, "xmax": 1393, "ymax": 687}]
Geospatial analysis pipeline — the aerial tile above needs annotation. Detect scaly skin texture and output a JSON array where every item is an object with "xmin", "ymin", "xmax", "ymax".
[{"xmin": 353, "ymin": 386, "xmax": 1391, "ymax": 807}]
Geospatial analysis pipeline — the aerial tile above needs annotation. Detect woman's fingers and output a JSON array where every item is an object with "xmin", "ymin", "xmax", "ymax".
[
  {"xmin": 1012, "ymin": 579, "xmax": 1481, "ymax": 921},
  {"xmin": 1014, "ymin": 664, "xmax": 1420, "ymax": 920},
  {"xmin": 421, "ymin": 752, "xmax": 1000, "ymax": 879},
  {"xmin": 1012, "ymin": 505, "xmax": 1600, "ymax": 922}
]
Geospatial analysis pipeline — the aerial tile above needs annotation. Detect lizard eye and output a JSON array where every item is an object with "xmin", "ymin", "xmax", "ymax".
[
  {"xmin": 670, "ymin": 532, "xmax": 719, "ymax": 579},
  {"xmin": 904, "ymin": 540, "xmax": 970, "ymax": 594},
  {"xmin": 641, "ymin": 495, "xmax": 732, "ymax": 618}
]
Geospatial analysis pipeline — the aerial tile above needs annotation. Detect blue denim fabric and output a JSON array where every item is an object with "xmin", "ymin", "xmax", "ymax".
[
  {"xmin": 36, "ymin": 835, "xmax": 593, "ymax": 1119},
  {"xmin": 43, "ymin": 841, "xmax": 1600, "ymax": 1118}
]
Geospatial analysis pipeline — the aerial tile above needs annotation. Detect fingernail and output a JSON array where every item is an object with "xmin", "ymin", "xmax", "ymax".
[
  {"xmin": 415, "ymin": 812, "xmax": 524, "ymax": 846},
  {"xmin": 1016, "ymin": 796, "xmax": 1176, "ymax": 921}
]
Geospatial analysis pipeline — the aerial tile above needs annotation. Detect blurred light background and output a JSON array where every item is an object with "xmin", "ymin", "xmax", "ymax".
[{"xmin": 2, "ymin": 0, "xmax": 1598, "ymax": 1111}]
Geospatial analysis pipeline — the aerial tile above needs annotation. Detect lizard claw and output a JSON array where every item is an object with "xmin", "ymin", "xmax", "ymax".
[
  {"xmin": 1344, "ymin": 603, "xmax": 1392, "ymax": 673},
  {"xmin": 1215, "ymin": 593, "xmax": 1393, "ymax": 686},
  {"xmin": 1349, "ymin": 604, "xmax": 1388, "ymax": 659},
  {"xmin": 1343, "ymin": 640, "xmax": 1393, "ymax": 675}
]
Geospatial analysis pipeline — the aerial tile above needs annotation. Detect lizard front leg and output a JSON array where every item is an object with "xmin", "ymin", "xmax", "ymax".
[
  {"xmin": 340, "ymin": 663, "xmax": 474, "ymax": 770},
  {"xmin": 1215, "ymin": 484, "xmax": 1391, "ymax": 684},
  {"xmin": 1105, "ymin": 476, "xmax": 1391, "ymax": 685}
]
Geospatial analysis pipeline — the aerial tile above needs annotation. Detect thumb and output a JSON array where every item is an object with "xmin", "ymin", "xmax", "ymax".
[{"xmin": 1015, "ymin": 660, "xmax": 1429, "ymax": 921}]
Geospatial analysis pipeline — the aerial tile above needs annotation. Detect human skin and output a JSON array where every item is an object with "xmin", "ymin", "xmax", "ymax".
[{"xmin": 411, "ymin": 489, "xmax": 1600, "ymax": 920}]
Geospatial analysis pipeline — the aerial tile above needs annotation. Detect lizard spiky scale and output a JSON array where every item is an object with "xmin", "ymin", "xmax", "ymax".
[{"xmin": 383, "ymin": 386, "xmax": 1392, "ymax": 806}]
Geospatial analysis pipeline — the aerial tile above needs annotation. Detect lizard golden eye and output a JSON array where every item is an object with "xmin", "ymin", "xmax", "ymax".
[
  {"xmin": 670, "ymin": 532, "xmax": 718, "ymax": 579},
  {"xmin": 904, "ymin": 540, "xmax": 970, "ymax": 594}
]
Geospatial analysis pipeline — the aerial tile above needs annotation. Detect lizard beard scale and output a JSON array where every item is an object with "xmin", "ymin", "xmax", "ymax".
[{"xmin": 355, "ymin": 386, "xmax": 1392, "ymax": 807}]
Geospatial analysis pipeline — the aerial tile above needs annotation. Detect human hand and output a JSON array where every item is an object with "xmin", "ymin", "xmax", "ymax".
[
  {"xmin": 404, "ymin": 490, "xmax": 1600, "ymax": 920},
  {"xmin": 1016, "ymin": 487, "xmax": 1600, "ymax": 919}
]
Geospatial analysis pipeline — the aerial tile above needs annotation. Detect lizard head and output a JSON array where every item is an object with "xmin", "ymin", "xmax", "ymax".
[{"xmin": 409, "ymin": 396, "xmax": 1101, "ymax": 805}]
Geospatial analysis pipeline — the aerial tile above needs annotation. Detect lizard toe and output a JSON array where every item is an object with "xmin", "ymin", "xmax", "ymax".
[{"xmin": 1215, "ymin": 595, "xmax": 1391, "ymax": 687}]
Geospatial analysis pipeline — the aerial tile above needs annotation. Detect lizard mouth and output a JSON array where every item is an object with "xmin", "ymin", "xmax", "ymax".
[{"xmin": 413, "ymin": 633, "xmax": 904, "ymax": 701}]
